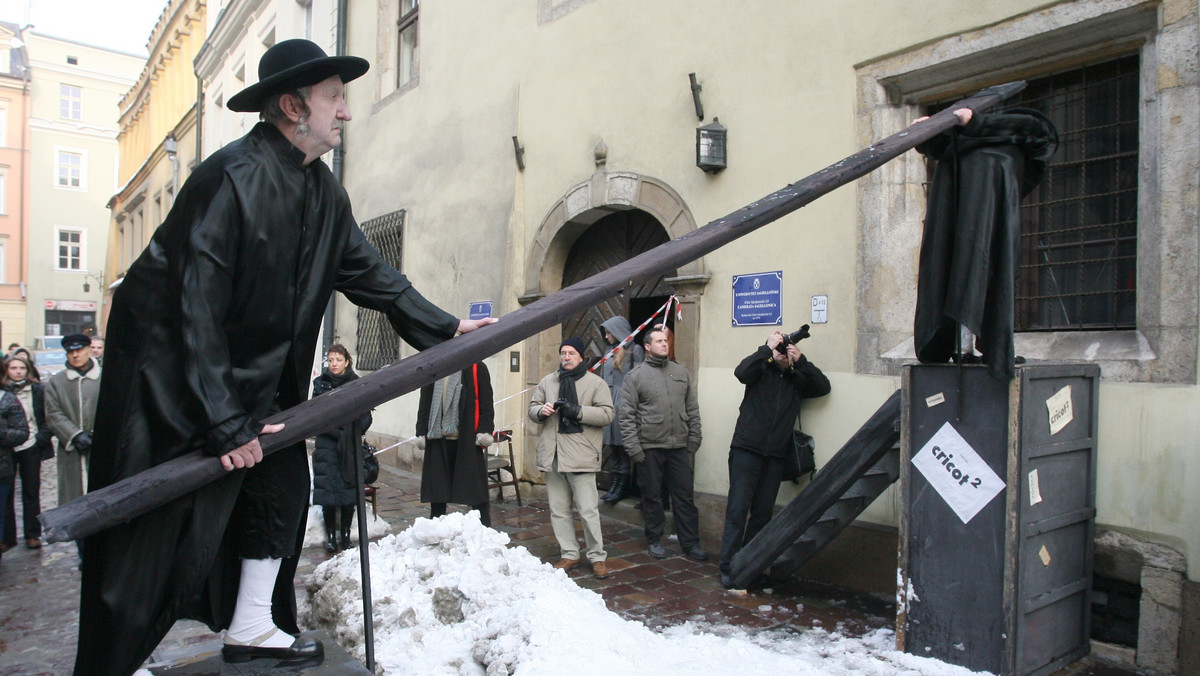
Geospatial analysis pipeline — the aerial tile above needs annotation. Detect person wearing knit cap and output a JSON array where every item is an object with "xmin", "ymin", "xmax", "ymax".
[{"xmin": 528, "ymin": 337, "xmax": 614, "ymax": 578}]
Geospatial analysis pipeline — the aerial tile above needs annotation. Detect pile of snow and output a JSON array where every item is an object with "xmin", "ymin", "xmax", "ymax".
[{"xmin": 305, "ymin": 512, "xmax": 991, "ymax": 675}]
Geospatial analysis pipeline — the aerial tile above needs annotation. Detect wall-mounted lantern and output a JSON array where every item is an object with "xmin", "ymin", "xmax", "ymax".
[
  {"xmin": 696, "ymin": 117, "xmax": 727, "ymax": 173},
  {"xmin": 82, "ymin": 269, "xmax": 104, "ymax": 293}
]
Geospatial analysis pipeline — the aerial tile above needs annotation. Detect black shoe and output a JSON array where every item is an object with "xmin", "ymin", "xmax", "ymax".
[
  {"xmin": 324, "ymin": 531, "xmax": 337, "ymax": 553},
  {"xmin": 647, "ymin": 541, "xmax": 667, "ymax": 559},
  {"xmin": 719, "ymin": 571, "xmax": 733, "ymax": 588},
  {"xmin": 339, "ymin": 527, "xmax": 352, "ymax": 551},
  {"xmin": 684, "ymin": 546, "xmax": 709, "ymax": 562},
  {"xmin": 222, "ymin": 637, "xmax": 324, "ymax": 663}
]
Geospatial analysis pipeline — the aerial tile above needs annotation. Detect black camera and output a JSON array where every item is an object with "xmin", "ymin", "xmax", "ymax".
[{"xmin": 774, "ymin": 324, "xmax": 811, "ymax": 354}]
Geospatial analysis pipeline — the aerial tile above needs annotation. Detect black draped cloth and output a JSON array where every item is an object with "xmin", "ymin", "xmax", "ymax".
[
  {"xmin": 913, "ymin": 109, "xmax": 1058, "ymax": 380},
  {"xmin": 76, "ymin": 122, "xmax": 459, "ymax": 676}
]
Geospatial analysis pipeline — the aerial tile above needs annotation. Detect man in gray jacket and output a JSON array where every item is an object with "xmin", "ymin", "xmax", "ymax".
[
  {"xmin": 619, "ymin": 328, "xmax": 707, "ymax": 561},
  {"xmin": 529, "ymin": 337, "xmax": 615, "ymax": 578},
  {"xmin": 44, "ymin": 333, "xmax": 101, "ymax": 507}
]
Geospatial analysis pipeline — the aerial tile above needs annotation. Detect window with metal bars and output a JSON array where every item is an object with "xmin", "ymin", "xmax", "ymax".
[
  {"xmin": 931, "ymin": 55, "xmax": 1139, "ymax": 331},
  {"xmin": 355, "ymin": 210, "xmax": 405, "ymax": 370}
]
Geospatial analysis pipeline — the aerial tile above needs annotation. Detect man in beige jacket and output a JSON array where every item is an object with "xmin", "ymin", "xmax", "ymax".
[{"xmin": 529, "ymin": 337, "xmax": 615, "ymax": 578}]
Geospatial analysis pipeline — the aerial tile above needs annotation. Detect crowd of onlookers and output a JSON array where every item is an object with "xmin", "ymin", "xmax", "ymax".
[
  {"xmin": 0, "ymin": 334, "xmax": 102, "ymax": 563},
  {"xmin": 365, "ymin": 317, "xmax": 833, "ymax": 589}
]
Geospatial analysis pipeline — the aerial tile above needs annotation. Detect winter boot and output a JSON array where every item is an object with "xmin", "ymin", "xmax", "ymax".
[
  {"xmin": 339, "ymin": 505, "xmax": 354, "ymax": 551},
  {"xmin": 322, "ymin": 507, "xmax": 338, "ymax": 553},
  {"xmin": 602, "ymin": 474, "xmax": 628, "ymax": 504}
]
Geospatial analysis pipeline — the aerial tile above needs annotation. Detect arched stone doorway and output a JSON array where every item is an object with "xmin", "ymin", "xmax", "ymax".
[{"xmin": 519, "ymin": 167, "xmax": 710, "ymax": 479}]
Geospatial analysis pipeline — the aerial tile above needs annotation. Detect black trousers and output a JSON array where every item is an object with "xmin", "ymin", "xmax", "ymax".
[
  {"xmin": 719, "ymin": 447, "xmax": 785, "ymax": 576},
  {"xmin": 4, "ymin": 449, "xmax": 42, "ymax": 544},
  {"xmin": 637, "ymin": 447, "xmax": 700, "ymax": 549}
]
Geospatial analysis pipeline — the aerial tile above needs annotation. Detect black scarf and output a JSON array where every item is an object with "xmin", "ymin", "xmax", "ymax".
[
  {"xmin": 322, "ymin": 368, "xmax": 357, "ymax": 389},
  {"xmin": 557, "ymin": 361, "xmax": 588, "ymax": 434}
]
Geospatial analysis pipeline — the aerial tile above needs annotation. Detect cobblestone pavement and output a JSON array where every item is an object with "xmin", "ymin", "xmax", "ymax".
[{"xmin": 0, "ymin": 461, "xmax": 1145, "ymax": 674}]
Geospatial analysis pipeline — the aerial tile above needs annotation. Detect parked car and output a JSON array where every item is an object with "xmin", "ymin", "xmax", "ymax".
[
  {"xmin": 34, "ymin": 336, "xmax": 63, "ymax": 351},
  {"xmin": 31, "ymin": 349, "xmax": 67, "ymax": 377}
]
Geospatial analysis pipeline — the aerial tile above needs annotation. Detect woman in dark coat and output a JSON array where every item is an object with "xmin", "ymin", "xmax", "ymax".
[
  {"xmin": 416, "ymin": 362, "xmax": 495, "ymax": 526},
  {"xmin": 0, "ymin": 384, "xmax": 30, "ymax": 561},
  {"xmin": 311, "ymin": 344, "xmax": 372, "ymax": 552},
  {"xmin": 2, "ymin": 355, "xmax": 53, "ymax": 550}
]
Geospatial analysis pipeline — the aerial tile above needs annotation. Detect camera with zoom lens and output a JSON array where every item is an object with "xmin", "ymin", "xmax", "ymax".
[{"xmin": 774, "ymin": 324, "xmax": 811, "ymax": 354}]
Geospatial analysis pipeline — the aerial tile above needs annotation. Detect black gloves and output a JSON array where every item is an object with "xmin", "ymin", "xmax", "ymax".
[
  {"xmin": 73, "ymin": 432, "xmax": 92, "ymax": 454},
  {"xmin": 555, "ymin": 401, "xmax": 582, "ymax": 421}
]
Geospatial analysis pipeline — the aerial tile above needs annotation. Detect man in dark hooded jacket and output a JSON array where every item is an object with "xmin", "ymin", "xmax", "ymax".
[{"xmin": 74, "ymin": 40, "xmax": 493, "ymax": 675}]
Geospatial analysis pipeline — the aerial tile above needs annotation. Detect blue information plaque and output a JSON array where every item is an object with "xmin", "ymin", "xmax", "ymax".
[
  {"xmin": 468, "ymin": 301, "xmax": 494, "ymax": 320},
  {"xmin": 732, "ymin": 271, "xmax": 782, "ymax": 326}
]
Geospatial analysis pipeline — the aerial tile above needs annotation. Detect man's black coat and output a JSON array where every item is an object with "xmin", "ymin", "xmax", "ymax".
[
  {"xmin": 913, "ymin": 109, "xmax": 1058, "ymax": 380},
  {"xmin": 76, "ymin": 123, "xmax": 459, "ymax": 676},
  {"xmin": 729, "ymin": 344, "xmax": 830, "ymax": 457}
]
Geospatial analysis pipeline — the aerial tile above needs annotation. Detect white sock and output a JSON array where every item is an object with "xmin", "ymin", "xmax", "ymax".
[{"xmin": 225, "ymin": 557, "xmax": 294, "ymax": 648}]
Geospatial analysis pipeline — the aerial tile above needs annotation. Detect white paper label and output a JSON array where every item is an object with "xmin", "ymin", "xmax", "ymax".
[
  {"xmin": 911, "ymin": 422, "xmax": 1006, "ymax": 524},
  {"xmin": 1047, "ymin": 385, "xmax": 1074, "ymax": 435},
  {"xmin": 1039, "ymin": 545, "xmax": 1052, "ymax": 567},
  {"xmin": 925, "ymin": 392, "xmax": 946, "ymax": 408},
  {"xmin": 1028, "ymin": 468, "xmax": 1043, "ymax": 506}
]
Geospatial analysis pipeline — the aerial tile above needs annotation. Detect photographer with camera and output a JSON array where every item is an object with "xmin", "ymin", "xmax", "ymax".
[
  {"xmin": 529, "ymin": 337, "xmax": 615, "ymax": 578},
  {"xmin": 718, "ymin": 328, "xmax": 830, "ymax": 588}
]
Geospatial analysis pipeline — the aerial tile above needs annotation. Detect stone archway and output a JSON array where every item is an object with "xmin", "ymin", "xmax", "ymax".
[{"xmin": 518, "ymin": 167, "xmax": 710, "ymax": 479}]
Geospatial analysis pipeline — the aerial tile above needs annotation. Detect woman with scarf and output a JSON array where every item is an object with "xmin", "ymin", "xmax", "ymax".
[
  {"xmin": 311, "ymin": 345, "xmax": 372, "ymax": 552},
  {"xmin": 2, "ymin": 355, "xmax": 52, "ymax": 550},
  {"xmin": 597, "ymin": 316, "xmax": 644, "ymax": 503},
  {"xmin": 528, "ymin": 337, "xmax": 615, "ymax": 578},
  {"xmin": 416, "ymin": 362, "xmax": 495, "ymax": 526}
]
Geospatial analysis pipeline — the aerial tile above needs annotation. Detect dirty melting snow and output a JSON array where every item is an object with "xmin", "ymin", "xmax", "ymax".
[{"xmin": 305, "ymin": 512, "xmax": 989, "ymax": 676}]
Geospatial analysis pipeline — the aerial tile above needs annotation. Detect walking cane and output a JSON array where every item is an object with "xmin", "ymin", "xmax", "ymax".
[{"xmin": 350, "ymin": 419, "xmax": 376, "ymax": 671}]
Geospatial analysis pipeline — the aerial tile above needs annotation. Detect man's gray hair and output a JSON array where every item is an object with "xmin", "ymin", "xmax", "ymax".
[{"xmin": 259, "ymin": 86, "xmax": 313, "ymax": 124}]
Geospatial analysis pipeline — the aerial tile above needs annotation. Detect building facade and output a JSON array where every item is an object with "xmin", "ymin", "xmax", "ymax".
[
  {"xmin": 0, "ymin": 22, "xmax": 30, "ymax": 349},
  {"xmin": 24, "ymin": 31, "xmax": 141, "ymax": 341},
  {"xmin": 335, "ymin": 0, "xmax": 1198, "ymax": 670},
  {"xmin": 106, "ymin": 0, "xmax": 205, "ymax": 331}
]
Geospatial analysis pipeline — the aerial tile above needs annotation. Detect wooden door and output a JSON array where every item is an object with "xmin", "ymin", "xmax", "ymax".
[{"xmin": 561, "ymin": 210, "xmax": 673, "ymax": 363}]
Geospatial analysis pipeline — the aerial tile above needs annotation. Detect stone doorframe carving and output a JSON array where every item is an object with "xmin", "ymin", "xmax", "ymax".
[{"xmin": 518, "ymin": 170, "xmax": 710, "ymax": 477}]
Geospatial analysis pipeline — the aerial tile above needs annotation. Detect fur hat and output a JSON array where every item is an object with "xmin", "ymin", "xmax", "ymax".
[{"xmin": 227, "ymin": 39, "xmax": 369, "ymax": 113}]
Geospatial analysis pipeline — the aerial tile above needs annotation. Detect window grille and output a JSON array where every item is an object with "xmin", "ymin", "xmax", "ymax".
[
  {"xmin": 355, "ymin": 210, "xmax": 405, "ymax": 370},
  {"xmin": 930, "ymin": 55, "xmax": 1139, "ymax": 331},
  {"xmin": 1011, "ymin": 56, "xmax": 1138, "ymax": 330}
]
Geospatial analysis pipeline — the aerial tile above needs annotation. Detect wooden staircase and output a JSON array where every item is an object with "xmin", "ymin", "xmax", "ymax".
[{"xmin": 729, "ymin": 390, "xmax": 902, "ymax": 588}]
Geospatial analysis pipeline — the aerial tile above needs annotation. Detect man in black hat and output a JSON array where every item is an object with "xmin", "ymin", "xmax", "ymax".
[
  {"xmin": 74, "ymin": 39, "xmax": 494, "ymax": 675},
  {"xmin": 44, "ymin": 333, "xmax": 101, "ymax": 523}
]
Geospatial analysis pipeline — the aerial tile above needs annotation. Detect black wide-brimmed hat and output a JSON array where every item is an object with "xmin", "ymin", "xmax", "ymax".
[{"xmin": 227, "ymin": 39, "xmax": 369, "ymax": 113}]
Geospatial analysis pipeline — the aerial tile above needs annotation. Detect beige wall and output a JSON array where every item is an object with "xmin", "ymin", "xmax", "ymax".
[
  {"xmin": 24, "ymin": 33, "xmax": 141, "ymax": 342},
  {"xmin": 340, "ymin": 0, "xmax": 1200, "ymax": 578}
]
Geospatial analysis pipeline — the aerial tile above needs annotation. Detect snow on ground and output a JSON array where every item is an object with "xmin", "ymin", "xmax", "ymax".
[{"xmin": 305, "ymin": 512, "xmax": 992, "ymax": 676}]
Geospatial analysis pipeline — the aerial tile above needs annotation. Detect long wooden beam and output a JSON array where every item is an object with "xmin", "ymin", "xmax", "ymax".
[{"xmin": 39, "ymin": 82, "xmax": 1025, "ymax": 544}]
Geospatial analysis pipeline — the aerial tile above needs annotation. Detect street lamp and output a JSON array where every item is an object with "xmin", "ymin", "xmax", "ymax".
[
  {"xmin": 82, "ymin": 270, "xmax": 104, "ymax": 293},
  {"xmin": 696, "ymin": 117, "xmax": 727, "ymax": 173}
]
